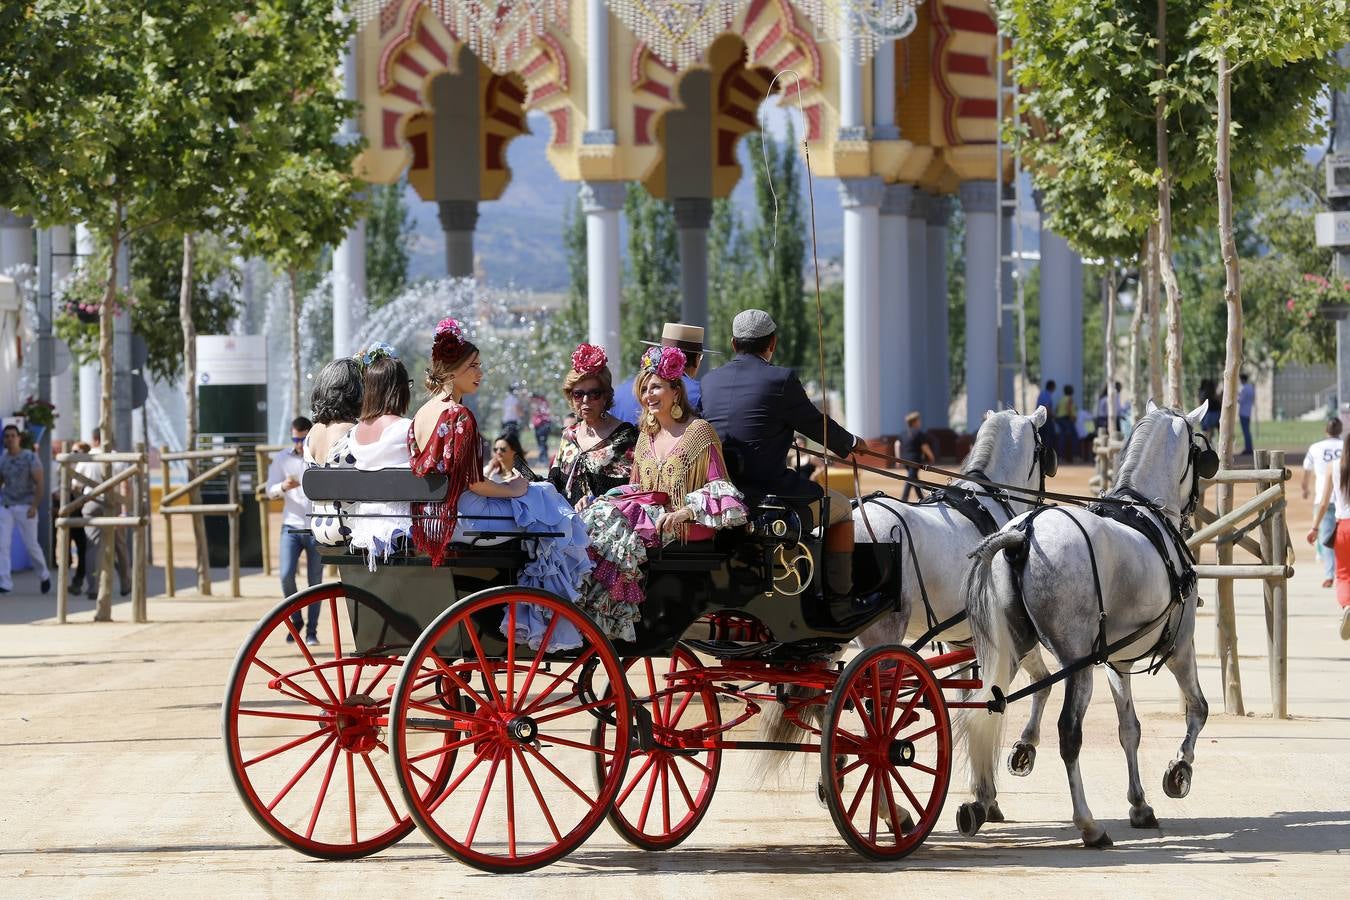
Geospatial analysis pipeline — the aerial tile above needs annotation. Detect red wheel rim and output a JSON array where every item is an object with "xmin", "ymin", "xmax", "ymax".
[
  {"xmin": 821, "ymin": 645, "xmax": 951, "ymax": 860},
  {"xmin": 222, "ymin": 584, "xmax": 452, "ymax": 859},
  {"xmin": 390, "ymin": 588, "xmax": 631, "ymax": 873},
  {"xmin": 597, "ymin": 646, "xmax": 721, "ymax": 850}
]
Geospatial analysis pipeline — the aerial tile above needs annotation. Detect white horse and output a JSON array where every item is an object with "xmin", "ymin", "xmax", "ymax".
[
  {"xmin": 960, "ymin": 402, "xmax": 1213, "ymax": 847},
  {"xmin": 852, "ymin": 407, "xmax": 1060, "ymax": 806}
]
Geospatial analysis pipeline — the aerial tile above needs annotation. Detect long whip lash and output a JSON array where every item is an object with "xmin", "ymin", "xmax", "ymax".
[{"xmin": 761, "ymin": 69, "xmax": 877, "ymax": 541}]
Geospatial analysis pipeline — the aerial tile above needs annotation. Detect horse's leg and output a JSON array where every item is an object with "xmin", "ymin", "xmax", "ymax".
[
  {"xmin": 1060, "ymin": 667, "xmax": 1111, "ymax": 847},
  {"xmin": 1162, "ymin": 638, "xmax": 1208, "ymax": 799},
  {"xmin": 1006, "ymin": 648, "xmax": 1052, "ymax": 780},
  {"xmin": 1105, "ymin": 668, "xmax": 1156, "ymax": 827}
]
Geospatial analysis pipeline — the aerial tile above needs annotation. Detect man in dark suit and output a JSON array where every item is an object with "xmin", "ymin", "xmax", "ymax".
[{"xmin": 702, "ymin": 309, "xmax": 863, "ymax": 598}]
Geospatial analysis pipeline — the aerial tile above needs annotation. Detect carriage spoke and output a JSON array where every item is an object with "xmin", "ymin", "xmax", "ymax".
[
  {"xmin": 361, "ymin": 661, "xmax": 395, "ymax": 698},
  {"xmin": 520, "ymin": 647, "xmax": 596, "ymax": 716},
  {"xmin": 346, "ymin": 753, "xmax": 358, "ymax": 844},
  {"xmin": 900, "ymin": 723, "xmax": 939, "ymax": 743},
  {"xmin": 641, "ymin": 658, "xmax": 660, "ymax": 726},
  {"xmin": 534, "ymin": 731, "xmax": 618, "ymax": 757},
  {"xmin": 429, "ymin": 658, "xmax": 494, "ymax": 714},
  {"xmin": 880, "ymin": 660, "xmax": 908, "ymax": 733},
  {"xmin": 427, "ymin": 742, "xmax": 496, "ymax": 815},
  {"xmin": 463, "ymin": 748, "xmax": 503, "ymax": 850},
  {"xmin": 660, "ymin": 758, "xmax": 672, "ymax": 834},
  {"xmin": 303, "ymin": 743, "xmax": 341, "ymax": 840},
  {"xmin": 512, "ymin": 616, "xmax": 558, "ymax": 711},
  {"xmin": 361, "ymin": 752, "xmax": 402, "ymax": 825},
  {"xmin": 617, "ymin": 754, "xmax": 659, "ymax": 806},
  {"xmin": 238, "ymin": 708, "xmax": 330, "ymax": 724},
  {"xmin": 513, "ymin": 747, "xmax": 562, "ymax": 843},
  {"xmin": 908, "ymin": 761, "xmax": 938, "ymax": 777},
  {"xmin": 880, "ymin": 766, "xmax": 903, "ymax": 844},
  {"xmin": 329, "ymin": 595, "xmax": 345, "ymax": 698},
  {"xmin": 408, "ymin": 732, "xmax": 481, "ymax": 764},
  {"xmin": 245, "ymin": 726, "xmax": 329, "ymax": 769},
  {"xmin": 520, "ymin": 743, "xmax": 599, "ymax": 810},
  {"xmin": 463, "ymin": 625, "xmax": 507, "ymax": 712},
  {"xmin": 284, "ymin": 618, "xmax": 340, "ymax": 705},
  {"xmin": 846, "ymin": 766, "xmax": 876, "ymax": 820},
  {"xmin": 506, "ymin": 602, "xmax": 517, "ymax": 711},
  {"xmin": 868, "ymin": 764, "xmax": 882, "ymax": 843},
  {"xmin": 667, "ymin": 754, "xmax": 697, "ymax": 811},
  {"xmin": 889, "ymin": 768, "xmax": 924, "ymax": 813},
  {"xmin": 532, "ymin": 695, "xmax": 623, "ymax": 726},
  {"xmin": 505, "ymin": 747, "xmax": 517, "ymax": 857},
  {"xmin": 266, "ymin": 733, "xmax": 336, "ymax": 811},
  {"xmin": 252, "ymin": 658, "xmax": 331, "ymax": 709},
  {"xmin": 403, "ymin": 697, "xmax": 489, "ymax": 728},
  {"xmin": 847, "ymin": 684, "xmax": 876, "ymax": 741},
  {"xmin": 636, "ymin": 754, "xmax": 660, "ymax": 832}
]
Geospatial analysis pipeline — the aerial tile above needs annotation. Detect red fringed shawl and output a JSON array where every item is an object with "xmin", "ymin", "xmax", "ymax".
[{"xmin": 408, "ymin": 405, "xmax": 483, "ymax": 565}]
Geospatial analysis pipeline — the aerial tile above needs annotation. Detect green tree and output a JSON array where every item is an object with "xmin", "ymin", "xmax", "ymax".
[
  {"xmin": 707, "ymin": 197, "xmax": 749, "ymax": 351},
  {"xmin": 622, "ymin": 184, "xmax": 679, "ymax": 369},
  {"xmin": 746, "ymin": 127, "xmax": 809, "ymax": 371},
  {"xmin": 559, "ymin": 188, "xmax": 588, "ymax": 347},
  {"xmin": 366, "ymin": 178, "xmax": 413, "ymax": 308}
]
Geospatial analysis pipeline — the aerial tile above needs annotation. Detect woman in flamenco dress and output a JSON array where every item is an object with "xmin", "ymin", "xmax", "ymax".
[
  {"xmin": 578, "ymin": 346, "xmax": 748, "ymax": 643},
  {"xmin": 407, "ymin": 317, "xmax": 592, "ymax": 650},
  {"xmin": 548, "ymin": 343, "xmax": 639, "ymax": 510}
]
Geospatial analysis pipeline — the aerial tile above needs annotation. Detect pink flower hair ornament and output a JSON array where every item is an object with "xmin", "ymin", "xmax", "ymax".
[
  {"xmin": 639, "ymin": 346, "xmax": 686, "ymax": 382},
  {"xmin": 570, "ymin": 343, "xmax": 608, "ymax": 375}
]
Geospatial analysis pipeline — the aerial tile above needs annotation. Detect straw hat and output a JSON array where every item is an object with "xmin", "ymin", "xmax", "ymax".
[{"xmin": 639, "ymin": 322, "xmax": 719, "ymax": 355}]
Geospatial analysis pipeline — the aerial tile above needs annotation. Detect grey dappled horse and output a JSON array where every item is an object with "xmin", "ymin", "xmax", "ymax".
[
  {"xmin": 852, "ymin": 408, "xmax": 1061, "ymax": 796},
  {"xmin": 960, "ymin": 402, "xmax": 1212, "ymax": 848}
]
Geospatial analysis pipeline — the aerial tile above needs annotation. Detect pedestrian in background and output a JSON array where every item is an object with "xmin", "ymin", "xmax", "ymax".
[
  {"xmin": 264, "ymin": 416, "xmax": 321, "ymax": 644},
  {"xmin": 0, "ymin": 423, "xmax": 51, "ymax": 595},
  {"xmin": 1237, "ymin": 372, "xmax": 1256, "ymax": 456},
  {"xmin": 1302, "ymin": 418, "xmax": 1343, "ymax": 590},
  {"xmin": 1036, "ymin": 379, "xmax": 1058, "ymax": 453},
  {"xmin": 1055, "ymin": 385, "xmax": 1077, "ymax": 463},
  {"xmin": 77, "ymin": 428, "xmax": 129, "ymax": 599},
  {"xmin": 64, "ymin": 440, "xmax": 91, "ymax": 594},
  {"xmin": 530, "ymin": 393, "xmax": 553, "ymax": 464},
  {"xmin": 896, "ymin": 411, "xmax": 934, "ymax": 502},
  {"xmin": 1304, "ymin": 427, "xmax": 1350, "ymax": 640}
]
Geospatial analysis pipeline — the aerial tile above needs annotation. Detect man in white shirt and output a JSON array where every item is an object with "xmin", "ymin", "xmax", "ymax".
[
  {"xmin": 1302, "ymin": 417, "xmax": 1343, "ymax": 589},
  {"xmin": 265, "ymin": 416, "xmax": 322, "ymax": 643}
]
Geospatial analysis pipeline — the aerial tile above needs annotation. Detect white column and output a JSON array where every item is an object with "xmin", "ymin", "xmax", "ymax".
[
  {"xmin": 906, "ymin": 190, "xmax": 931, "ymax": 421},
  {"xmin": 581, "ymin": 182, "xmax": 624, "ymax": 367},
  {"xmin": 960, "ymin": 181, "xmax": 999, "ymax": 430},
  {"xmin": 332, "ymin": 34, "xmax": 364, "ymax": 358},
  {"xmin": 878, "ymin": 184, "xmax": 917, "ymax": 435},
  {"xmin": 51, "ymin": 226, "xmax": 76, "ymax": 440},
  {"xmin": 585, "ymin": 0, "xmax": 614, "ymax": 142},
  {"xmin": 838, "ymin": 6, "xmax": 866, "ymax": 139},
  {"xmin": 75, "ymin": 225, "xmax": 100, "ymax": 440},
  {"xmin": 925, "ymin": 195, "xmax": 952, "ymax": 427},
  {"xmin": 1039, "ymin": 224, "xmax": 1084, "ymax": 400},
  {"xmin": 998, "ymin": 188, "xmax": 1016, "ymax": 406},
  {"xmin": 841, "ymin": 177, "xmax": 883, "ymax": 438},
  {"xmin": 0, "ymin": 209, "xmax": 34, "ymax": 417},
  {"xmin": 872, "ymin": 41, "xmax": 898, "ymax": 141},
  {"xmin": 674, "ymin": 198, "xmax": 711, "ymax": 329}
]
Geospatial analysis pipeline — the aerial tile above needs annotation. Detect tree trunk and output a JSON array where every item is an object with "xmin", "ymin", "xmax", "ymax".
[
  {"xmin": 1214, "ymin": 48, "xmax": 1245, "ymax": 716},
  {"xmin": 1129, "ymin": 237, "xmax": 1147, "ymax": 428},
  {"xmin": 288, "ymin": 267, "xmax": 302, "ymax": 422},
  {"xmin": 1156, "ymin": 0, "xmax": 1184, "ymax": 408},
  {"xmin": 94, "ymin": 220, "xmax": 120, "ymax": 623},
  {"xmin": 1147, "ymin": 222, "xmax": 1164, "ymax": 404},
  {"xmin": 180, "ymin": 233, "xmax": 211, "ymax": 596},
  {"xmin": 1106, "ymin": 263, "xmax": 1120, "ymax": 444}
]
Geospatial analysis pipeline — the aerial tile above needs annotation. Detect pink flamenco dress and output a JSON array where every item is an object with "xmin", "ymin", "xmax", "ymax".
[
  {"xmin": 578, "ymin": 418, "xmax": 747, "ymax": 642},
  {"xmin": 409, "ymin": 404, "xmax": 594, "ymax": 651}
]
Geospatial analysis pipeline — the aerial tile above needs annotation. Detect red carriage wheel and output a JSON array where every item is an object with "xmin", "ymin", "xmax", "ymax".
[
  {"xmin": 389, "ymin": 587, "xmax": 631, "ymax": 873},
  {"xmin": 820, "ymin": 645, "xmax": 952, "ymax": 861},
  {"xmin": 593, "ymin": 645, "xmax": 722, "ymax": 850},
  {"xmin": 223, "ymin": 583, "xmax": 454, "ymax": 859}
]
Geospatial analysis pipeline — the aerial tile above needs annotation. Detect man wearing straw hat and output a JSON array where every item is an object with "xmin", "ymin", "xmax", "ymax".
[
  {"xmin": 612, "ymin": 323, "xmax": 711, "ymax": 425},
  {"xmin": 701, "ymin": 309, "xmax": 864, "ymax": 601}
]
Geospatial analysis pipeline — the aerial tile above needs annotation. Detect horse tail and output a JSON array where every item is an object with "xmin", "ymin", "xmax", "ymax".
[
  {"xmin": 955, "ymin": 529, "xmax": 1026, "ymax": 810},
  {"xmin": 752, "ymin": 685, "xmax": 822, "ymax": 786}
]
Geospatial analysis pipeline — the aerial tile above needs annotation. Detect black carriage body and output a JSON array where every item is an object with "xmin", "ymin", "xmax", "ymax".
[{"xmin": 305, "ymin": 468, "xmax": 903, "ymax": 661}]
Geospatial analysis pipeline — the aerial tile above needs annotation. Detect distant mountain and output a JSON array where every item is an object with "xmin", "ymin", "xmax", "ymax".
[{"xmin": 405, "ymin": 113, "xmax": 843, "ymax": 291}]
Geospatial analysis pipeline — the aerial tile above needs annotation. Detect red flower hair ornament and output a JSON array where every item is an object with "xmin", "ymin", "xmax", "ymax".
[
  {"xmin": 639, "ymin": 346, "xmax": 686, "ymax": 382},
  {"xmin": 570, "ymin": 343, "xmax": 608, "ymax": 375},
  {"xmin": 432, "ymin": 316, "xmax": 468, "ymax": 364}
]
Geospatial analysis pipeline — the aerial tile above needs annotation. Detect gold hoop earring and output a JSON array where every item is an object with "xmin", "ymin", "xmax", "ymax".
[{"xmin": 671, "ymin": 403, "xmax": 684, "ymax": 420}]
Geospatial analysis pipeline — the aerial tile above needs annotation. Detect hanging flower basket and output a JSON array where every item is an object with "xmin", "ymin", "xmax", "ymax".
[{"xmin": 62, "ymin": 298, "xmax": 101, "ymax": 324}]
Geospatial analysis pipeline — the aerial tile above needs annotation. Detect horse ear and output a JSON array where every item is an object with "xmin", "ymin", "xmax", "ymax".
[
  {"xmin": 1146, "ymin": 399, "xmax": 1159, "ymax": 415},
  {"xmin": 1031, "ymin": 406, "xmax": 1048, "ymax": 427},
  {"xmin": 983, "ymin": 409, "xmax": 995, "ymax": 421},
  {"xmin": 1186, "ymin": 399, "xmax": 1208, "ymax": 426}
]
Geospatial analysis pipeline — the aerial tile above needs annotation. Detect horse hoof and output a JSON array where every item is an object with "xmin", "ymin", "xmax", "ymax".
[
  {"xmin": 815, "ymin": 779, "xmax": 829, "ymax": 810},
  {"xmin": 956, "ymin": 802, "xmax": 987, "ymax": 837},
  {"xmin": 1130, "ymin": 807, "xmax": 1159, "ymax": 828},
  {"xmin": 1163, "ymin": 760, "xmax": 1192, "ymax": 799},
  {"xmin": 1082, "ymin": 830, "xmax": 1114, "ymax": 849},
  {"xmin": 1007, "ymin": 742, "xmax": 1037, "ymax": 777},
  {"xmin": 885, "ymin": 809, "xmax": 916, "ymax": 834},
  {"xmin": 985, "ymin": 802, "xmax": 1006, "ymax": 823}
]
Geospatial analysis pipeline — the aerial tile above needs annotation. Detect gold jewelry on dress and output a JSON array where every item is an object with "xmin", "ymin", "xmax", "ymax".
[
  {"xmin": 645, "ymin": 410, "xmax": 657, "ymax": 428},
  {"xmin": 671, "ymin": 403, "xmax": 684, "ymax": 420}
]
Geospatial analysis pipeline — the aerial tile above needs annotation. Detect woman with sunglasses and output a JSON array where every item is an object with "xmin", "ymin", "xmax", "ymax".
[
  {"xmin": 548, "ymin": 343, "xmax": 639, "ymax": 511},
  {"xmin": 484, "ymin": 432, "xmax": 537, "ymax": 483},
  {"xmin": 409, "ymin": 318, "xmax": 592, "ymax": 650}
]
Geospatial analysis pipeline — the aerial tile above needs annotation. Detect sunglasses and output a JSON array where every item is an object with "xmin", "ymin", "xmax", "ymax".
[
  {"xmin": 493, "ymin": 445, "xmax": 510, "ymax": 453},
  {"xmin": 570, "ymin": 388, "xmax": 606, "ymax": 401}
]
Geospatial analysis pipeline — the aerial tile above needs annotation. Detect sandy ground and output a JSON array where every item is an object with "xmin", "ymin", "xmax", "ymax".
[{"xmin": 1, "ymin": 463, "xmax": 1347, "ymax": 896}]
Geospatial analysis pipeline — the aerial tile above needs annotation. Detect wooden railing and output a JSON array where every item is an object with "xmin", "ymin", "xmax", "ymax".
[
  {"xmin": 159, "ymin": 447, "xmax": 241, "ymax": 597},
  {"xmin": 253, "ymin": 444, "xmax": 286, "ymax": 576},
  {"xmin": 54, "ymin": 448, "xmax": 150, "ymax": 623}
]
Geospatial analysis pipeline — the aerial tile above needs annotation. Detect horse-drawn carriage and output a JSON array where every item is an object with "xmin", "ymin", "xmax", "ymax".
[{"xmin": 222, "ymin": 466, "xmax": 978, "ymax": 872}]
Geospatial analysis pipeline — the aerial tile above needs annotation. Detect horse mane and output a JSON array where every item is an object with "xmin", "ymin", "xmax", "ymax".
[
  {"xmin": 962, "ymin": 410, "xmax": 1015, "ymax": 474},
  {"xmin": 1114, "ymin": 408, "xmax": 1173, "ymax": 493}
]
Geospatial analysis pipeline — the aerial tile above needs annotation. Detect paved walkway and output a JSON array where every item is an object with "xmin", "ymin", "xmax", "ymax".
[{"xmin": 2, "ymin": 464, "xmax": 1347, "ymax": 896}]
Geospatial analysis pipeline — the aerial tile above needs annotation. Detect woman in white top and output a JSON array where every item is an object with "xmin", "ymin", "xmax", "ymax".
[
  {"xmin": 1305, "ymin": 429, "xmax": 1350, "ymax": 640},
  {"xmin": 346, "ymin": 345, "xmax": 414, "ymax": 568}
]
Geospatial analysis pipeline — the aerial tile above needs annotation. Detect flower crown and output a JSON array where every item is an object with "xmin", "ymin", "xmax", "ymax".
[
  {"xmin": 639, "ymin": 346, "xmax": 686, "ymax": 382},
  {"xmin": 355, "ymin": 341, "xmax": 399, "ymax": 370},
  {"xmin": 570, "ymin": 343, "xmax": 608, "ymax": 375}
]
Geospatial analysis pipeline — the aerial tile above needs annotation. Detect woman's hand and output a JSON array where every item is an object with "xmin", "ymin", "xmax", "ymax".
[
  {"xmin": 656, "ymin": 506, "xmax": 694, "ymax": 534},
  {"xmin": 1307, "ymin": 527, "xmax": 1320, "ymax": 545},
  {"xmin": 575, "ymin": 494, "xmax": 594, "ymax": 513}
]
